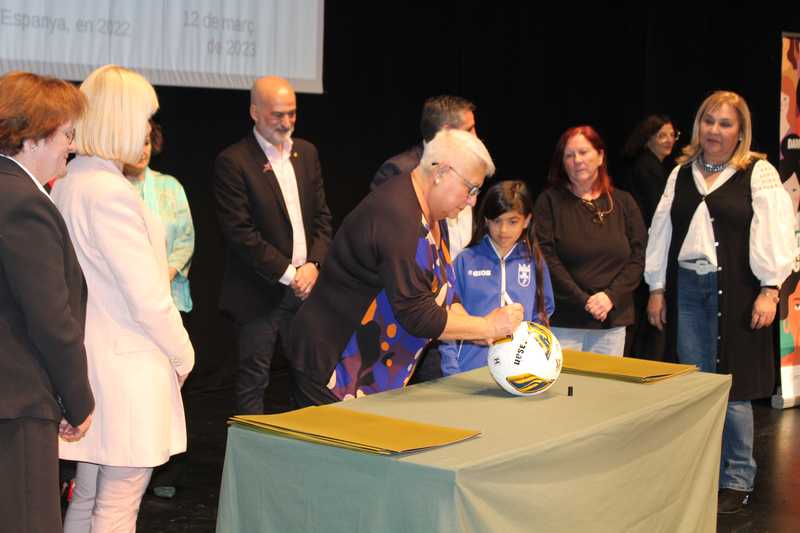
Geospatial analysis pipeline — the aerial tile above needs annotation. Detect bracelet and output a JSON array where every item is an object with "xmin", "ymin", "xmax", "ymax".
[{"xmin": 760, "ymin": 288, "xmax": 780, "ymax": 304}]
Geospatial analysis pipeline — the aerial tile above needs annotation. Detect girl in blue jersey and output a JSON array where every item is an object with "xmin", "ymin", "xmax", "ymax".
[{"xmin": 440, "ymin": 180, "xmax": 555, "ymax": 375}]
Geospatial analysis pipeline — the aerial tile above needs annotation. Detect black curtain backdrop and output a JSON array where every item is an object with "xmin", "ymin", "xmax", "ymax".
[{"xmin": 147, "ymin": 6, "xmax": 800, "ymax": 391}]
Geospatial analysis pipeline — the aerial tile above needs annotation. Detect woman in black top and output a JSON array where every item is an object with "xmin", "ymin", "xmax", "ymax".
[
  {"xmin": 620, "ymin": 115, "xmax": 678, "ymax": 360},
  {"xmin": 621, "ymin": 115, "xmax": 678, "ymax": 226},
  {"xmin": 290, "ymin": 130, "xmax": 524, "ymax": 406},
  {"xmin": 534, "ymin": 125, "xmax": 646, "ymax": 356}
]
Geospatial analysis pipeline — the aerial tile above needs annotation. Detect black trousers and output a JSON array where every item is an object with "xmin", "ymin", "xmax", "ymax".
[
  {"xmin": 235, "ymin": 289, "xmax": 301, "ymax": 414},
  {"xmin": 0, "ymin": 417, "xmax": 60, "ymax": 533}
]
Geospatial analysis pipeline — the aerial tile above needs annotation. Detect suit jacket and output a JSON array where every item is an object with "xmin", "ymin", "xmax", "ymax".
[
  {"xmin": 371, "ymin": 143, "xmax": 423, "ymax": 190},
  {"xmin": 0, "ymin": 156, "xmax": 94, "ymax": 426},
  {"xmin": 53, "ymin": 155, "xmax": 194, "ymax": 467},
  {"xmin": 214, "ymin": 134, "xmax": 333, "ymax": 324}
]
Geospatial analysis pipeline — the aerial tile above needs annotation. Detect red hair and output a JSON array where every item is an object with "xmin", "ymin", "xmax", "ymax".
[
  {"xmin": 0, "ymin": 71, "xmax": 86, "ymax": 156},
  {"xmin": 547, "ymin": 125, "xmax": 613, "ymax": 195}
]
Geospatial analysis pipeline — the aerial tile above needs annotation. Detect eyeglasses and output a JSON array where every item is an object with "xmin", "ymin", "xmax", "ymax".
[
  {"xmin": 656, "ymin": 130, "xmax": 681, "ymax": 142},
  {"xmin": 434, "ymin": 162, "xmax": 481, "ymax": 197}
]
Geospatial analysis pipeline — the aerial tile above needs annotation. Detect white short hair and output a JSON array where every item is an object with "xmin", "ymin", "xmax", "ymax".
[
  {"xmin": 420, "ymin": 129, "xmax": 495, "ymax": 177},
  {"xmin": 76, "ymin": 65, "xmax": 158, "ymax": 165}
]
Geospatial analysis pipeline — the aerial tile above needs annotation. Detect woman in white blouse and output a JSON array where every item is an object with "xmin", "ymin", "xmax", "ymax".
[
  {"xmin": 55, "ymin": 65, "xmax": 195, "ymax": 532},
  {"xmin": 644, "ymin": 91, "xmax": 795, "ymax": 514}
]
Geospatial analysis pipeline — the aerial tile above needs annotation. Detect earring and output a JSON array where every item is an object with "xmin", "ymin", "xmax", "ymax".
[{"xmin": 434, "ymin": 178, "xmax": 441, "ymax": 185}]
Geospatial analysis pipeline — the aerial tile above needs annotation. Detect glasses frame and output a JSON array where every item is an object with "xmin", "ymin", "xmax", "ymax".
[{"xmin": 433, "ymin": 162, "xmax": 481, "ymax": 197}]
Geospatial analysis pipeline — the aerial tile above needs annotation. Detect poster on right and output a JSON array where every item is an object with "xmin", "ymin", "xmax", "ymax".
[{"xmin": 775, "ymin": 32, "xmax": 800, "ymax": 409}]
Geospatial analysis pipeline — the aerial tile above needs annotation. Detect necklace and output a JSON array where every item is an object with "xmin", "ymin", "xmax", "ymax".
[
  {"xmin": 580, "ymin": 192, "xmax": 614, "ymax": 224},
  {"xmin": 698, "ymin": 154, "xmax": 729, "ymax": 173}
]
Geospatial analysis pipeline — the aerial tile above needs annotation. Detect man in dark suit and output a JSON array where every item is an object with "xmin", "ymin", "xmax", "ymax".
[
  {"xmin": 215, "ymin": 76, "xmax": 332, "ymax": 414},
  {"xmin": 371, "ymin": 95, "xmax": 478, "ymax": 384},
  {"xmin": 0, "ymin": 69, "xmax": 94, "ymax": 531}
]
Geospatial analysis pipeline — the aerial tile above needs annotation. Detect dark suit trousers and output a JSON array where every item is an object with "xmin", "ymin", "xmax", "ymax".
[
  {"xmin": 235, "ymin": 288, "xmax": 301, "ymax": 414},
  {"xmin": 0, "ymin": 417, "xmax": 60, "ymax": 533}
]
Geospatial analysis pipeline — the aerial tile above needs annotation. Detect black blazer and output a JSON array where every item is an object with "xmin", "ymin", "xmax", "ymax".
[
  {"xmin": 0, "ymin": 157, "xmax": 94, "ymax": 425},
  {"xmin": 214, "ymin": 134, "xmax": 333, "ymax": 323},
  {"xmin": 371, "ymin": 143, "xmax": 423, "ymax": 190}
]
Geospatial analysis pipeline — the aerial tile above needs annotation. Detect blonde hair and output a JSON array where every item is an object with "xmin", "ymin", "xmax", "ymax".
[
  {"xmin": 76, "ymin": 65, "xmax": 158, "ymax": 165},
  {"xmin": 676, "ymin": 90, "xmax": 765, "ymax": 170},
  {"xmin": 420, "ymin": 129, "xmax": 495, "ymax": 178}
]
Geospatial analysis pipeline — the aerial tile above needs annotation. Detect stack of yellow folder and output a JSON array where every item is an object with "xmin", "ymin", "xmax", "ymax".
[
  {"xmin": 562, "ymin": 350, "xmax": 697, "ymax": 383},
  {"xmin": 230, "ymin": 404, "xmax": 480, "ymax": 455}
]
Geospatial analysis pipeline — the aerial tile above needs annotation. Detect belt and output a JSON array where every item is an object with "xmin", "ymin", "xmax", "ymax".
[{"xmin": 678, "ymin": 259, "xmax": 717, "ymax": 275}]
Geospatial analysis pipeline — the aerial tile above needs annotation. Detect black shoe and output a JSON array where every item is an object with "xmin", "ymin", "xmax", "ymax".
[{"xmin": 718, "ymin": 488, "xmax": 751, "ymax": 514}]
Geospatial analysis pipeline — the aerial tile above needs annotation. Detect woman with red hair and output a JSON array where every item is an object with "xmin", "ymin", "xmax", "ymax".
[{"xmin": 534, "ymin": 125, "xmax": 646, "ymax": 355}]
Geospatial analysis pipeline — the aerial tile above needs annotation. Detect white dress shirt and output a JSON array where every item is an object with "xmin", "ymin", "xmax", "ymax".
[
  {"xmin": 645, "ymin": 158, "xmax": 796, "ymax": 290},
  {"xmin": 447, "ymin": 205, "xmax": 473, "ymax": 259},
  {"xmin": 253, "ymin": 127, "xmax": 307, "ymax": 286}
]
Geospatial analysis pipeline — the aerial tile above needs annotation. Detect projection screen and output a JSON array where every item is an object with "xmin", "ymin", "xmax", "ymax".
[{"xmin": 0, "ymin": 0, "xmax": 324, "ymax": 93}]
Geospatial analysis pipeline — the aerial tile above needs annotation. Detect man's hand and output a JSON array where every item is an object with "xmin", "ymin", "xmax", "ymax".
[
  {"xmin": 291, "ymin": 262, "xmax": 319, "ymax": 300},
  {"xmin": 647, "ymin": 292, "xmax": 667, "ymax": 331}
]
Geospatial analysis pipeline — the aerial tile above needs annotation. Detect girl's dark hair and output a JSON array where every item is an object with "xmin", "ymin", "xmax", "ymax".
[{"xmin": 470, "ymin": 180, "xmax": 549, "ymax": 325}]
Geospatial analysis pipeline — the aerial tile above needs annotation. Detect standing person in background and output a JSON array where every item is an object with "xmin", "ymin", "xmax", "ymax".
[
  {"xmin": 215, "ymin": 76, "xmax": 332, "ymax": 415},
  {"xmin": 124, "ymin": 119, "xmax": 195, "ymax": 499},
  {"xmin": 534, "ymin": 125, "xmax": 646, "ymax": 356},
  {"xmin": 125, "ymin": 120, "xmax": 194, "ymax": 314},
  {"xmin": 620, "ymin": 114, "xmax": 678, "ymax": 360},
  {"xmin": 0, "ymin": 70, "xmax": 94, "ymax": 533},
  {"xmin": 645, "ymin": 91, "xmax": 796, "ymax": 514},
  {"xmin": 621, "ymin": 115, "xmax": 678, "ymax": 226},
  {"xmin": 373, "ymin": 95, "xmax": 479, "ymax": 382},
  {"xmin": 54, "ymin": 65, "xmax": 194, "ymax": 532},
  {"xmin": 373, "ymin": 95, "xmax": 477, "ymax": 260},
  {"xmin": 440, "ymin": 180, "xmax": 554, "ymax": 376}
]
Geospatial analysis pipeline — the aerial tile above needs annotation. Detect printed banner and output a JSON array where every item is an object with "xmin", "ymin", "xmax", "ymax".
[{"xmin": 774, "ymin": 32, "xmax": 800, "ymax": 409}]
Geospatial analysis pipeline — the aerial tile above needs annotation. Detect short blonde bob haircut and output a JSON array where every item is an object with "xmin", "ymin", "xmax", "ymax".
[
  {"xmin": 420, "ymin": 129, "xmax": 495, "ymax": 179},
  {"xmin": 76, "ymin": 65, "xmax": 158, "ymax": 165},
  {"xmin": 676, "ymin": 90, "xmax": 765, "ymax": 171}
]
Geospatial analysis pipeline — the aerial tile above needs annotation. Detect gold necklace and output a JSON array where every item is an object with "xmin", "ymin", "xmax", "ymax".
[{"xmin": 580, "ymin": 192, "xmax": 614, "ymax": 224}]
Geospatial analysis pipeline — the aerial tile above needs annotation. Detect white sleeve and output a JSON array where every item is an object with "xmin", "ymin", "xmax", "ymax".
[
  {"xmin": 644, "ymin": 165, "xmax": 679, "ymax": 290},
  {"xmin": 749, "ymin": 159, "xmax": 797, "ymax": 286},
  {"xmin": 90, "ymin": 186, "xmax": 195, "ymax": 375}
]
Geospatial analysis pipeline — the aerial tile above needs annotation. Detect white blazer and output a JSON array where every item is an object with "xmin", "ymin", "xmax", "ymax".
[{"xmin": 54, "ymin": 155, "xmax": 194, "ymax": 467}]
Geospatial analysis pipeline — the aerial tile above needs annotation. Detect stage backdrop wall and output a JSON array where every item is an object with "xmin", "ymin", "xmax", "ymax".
[{"xmin": 58, "ymin": 7, "xmax": 800, "ymax": 394}]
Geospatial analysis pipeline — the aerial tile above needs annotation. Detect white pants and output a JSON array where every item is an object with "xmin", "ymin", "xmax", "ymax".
[
  {"xmin": 550, "ymin": 326, "xmax": 626, "ymax": 357},
  {"xmin": 63, "ymin": 462, "xmax": 153, "ymax": 533}
]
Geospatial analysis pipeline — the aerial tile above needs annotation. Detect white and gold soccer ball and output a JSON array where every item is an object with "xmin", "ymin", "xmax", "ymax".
[{"xmin": 487, "ymin": 321, "xmax": 563, "ymax": 396}]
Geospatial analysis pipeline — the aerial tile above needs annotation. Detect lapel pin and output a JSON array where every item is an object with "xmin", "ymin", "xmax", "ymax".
[{"xmin": 262, "ymin": 162, "xmax": 272, "ymax": 173}]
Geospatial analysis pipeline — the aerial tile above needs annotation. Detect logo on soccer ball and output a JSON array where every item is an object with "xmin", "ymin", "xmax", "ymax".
[{"xmin": 487, "ymin": 321, "xmax": 563, "ymax": 396}]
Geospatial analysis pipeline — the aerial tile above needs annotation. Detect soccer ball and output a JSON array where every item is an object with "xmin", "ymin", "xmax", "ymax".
[{"xmin": 487, "ymin": 321, "xmax": 563, "ymax": 396}]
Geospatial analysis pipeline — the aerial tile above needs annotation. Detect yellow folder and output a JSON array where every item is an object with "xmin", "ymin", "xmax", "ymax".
[
  {"xmin": 230, "ymin": 404, "xmax": 480, "ymax": 455},
  {"xmin": 562, "ymin": 350, "xmax": 697, "ymax": 383}
]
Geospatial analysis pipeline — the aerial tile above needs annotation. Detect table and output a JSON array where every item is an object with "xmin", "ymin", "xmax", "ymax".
[{"xmin": 216, "ymin": 368, "xmax": 730, "ymax": 533}]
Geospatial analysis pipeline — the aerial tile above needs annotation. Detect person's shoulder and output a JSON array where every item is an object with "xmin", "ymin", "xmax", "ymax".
[
  {"xmin": 149, "ymin": 169, "xmax": 182, "ymax": 187},
  {"xmin": 292, "ymin": 137, "xmax": 317, "ymax": 153},
  {"xmin": 216, "ymin": 134, "xmax": 255, "ymax": 162}
]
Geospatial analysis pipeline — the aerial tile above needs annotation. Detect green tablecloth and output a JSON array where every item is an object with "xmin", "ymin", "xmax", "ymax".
[{"xmin": 216, "ymin": 368, "xmax": 730, "ymax": 533}]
